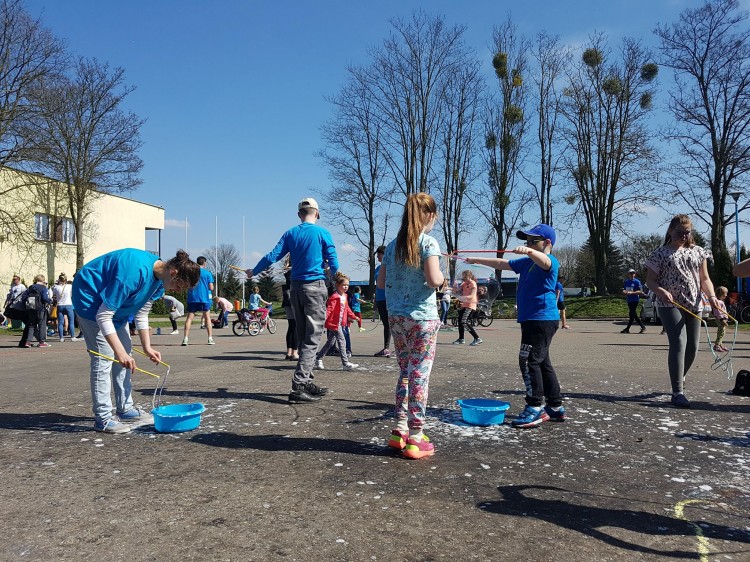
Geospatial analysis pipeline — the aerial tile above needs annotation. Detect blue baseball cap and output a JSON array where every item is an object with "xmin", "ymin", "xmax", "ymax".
[{"xmin": 517, "ymin": 224, "xmax": 556, "ymax": 246}]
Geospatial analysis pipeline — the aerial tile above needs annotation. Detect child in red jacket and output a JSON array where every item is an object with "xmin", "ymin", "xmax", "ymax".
[{"xmin": 315, "ymin": 272, "xmax": 359, "ymax": 371}]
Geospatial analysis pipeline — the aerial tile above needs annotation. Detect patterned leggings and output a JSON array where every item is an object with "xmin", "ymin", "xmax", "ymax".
[{"xmin": 389, "ymin": 315, "xmax": 441, "ymax": 434}]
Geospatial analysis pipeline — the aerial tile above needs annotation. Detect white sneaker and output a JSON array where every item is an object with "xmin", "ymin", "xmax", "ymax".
[
  {"xmin": 71, "ymin": 337, "xmax": 82, "ymax": 342},
  {"xmin": 358, "ymin": 327, "xmax": 366, "ymax": 333},
  {"xmin": 181, "ymin": 337, "xmax": 189, "ymax": 346},
  {"xmin": 169, "ymin": 330, "xmax": 179, "ymax": 335},
  {"xmin": 59, "ymin": 337, "xmax": 64, "ymax": 342},
  {"xmin": 207, "ymin": 338, "xmax": 215, "ymax": 345},
  {"xmin": 315, "ymin": 359, "xmax": 325, "ymax": 370},
  {"xmin": 343, "ymin": 362, "xmax": 359, "ymax": 371}
]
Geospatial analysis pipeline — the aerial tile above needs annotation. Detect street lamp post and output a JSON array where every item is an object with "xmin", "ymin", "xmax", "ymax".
[{"xmin": 730, "ymin": 191, "xmax": 743, "ymax": 293}]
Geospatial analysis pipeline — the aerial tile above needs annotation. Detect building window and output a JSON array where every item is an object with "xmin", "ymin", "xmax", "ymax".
[
  {"xmin": 34, "ymin": 213, "xmax": 51, "ymax": 241},
  {"xmin": 61, "ymin": 218, "xmax": 76, "ymax": 244}
]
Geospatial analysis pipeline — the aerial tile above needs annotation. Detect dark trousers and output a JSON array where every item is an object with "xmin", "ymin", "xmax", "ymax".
[
  {"xmin": 376, "ymin": 299, "xmax": 390, "ymax": 349},
  {"xmin": 19, "ymin": 309, "xmax": 46, "ymax": 346},
  {"xmin": 169, "ymin": 317, "xmax": 178, "ymax": 331},
  {"xmin": 625, "ymin": 301, "xmax": 644, "ymax": 330},
  {"xmin": 286, "ymin": 317, "xmax": 297, "ymax": 350},
  {"xmin": 458, "ymin": 307, "xmax": 478, "ymax": 340},
  {"xmin": 519, "ymin": 320, "xmax": 561, "ymax": 408}
]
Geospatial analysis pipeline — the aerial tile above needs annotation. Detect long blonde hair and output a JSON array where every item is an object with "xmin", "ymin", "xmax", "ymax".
[
  {"xmin": 663, "ymin": 214, "xmax": 695, "ymax": 247},
  {"xmin": 395, "ymin": 193, "xmax": 437, "ymax": 267}
]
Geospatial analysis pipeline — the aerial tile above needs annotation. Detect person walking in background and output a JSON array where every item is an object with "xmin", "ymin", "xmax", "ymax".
[
  {"xmin": 18, "ymin": 274, "xmax": 53, "ymax": 348},
  {"xmin": 53, "ymin": 273, "xmax": 75, "ymax": 342},
  {"xmin": 281, "ymin": 256, "xmax": 298, "ymax": 361},
  {"xmin": 621, "ymin": 268, "xmax": 646, "ymax": 334},
  {"xmin": 73, "ymin": 249, "xmax": 200, "ymax": 433},
  {"xmin": 555, "ymin": 276, "xmax": 571, "ymax": 330},
  {"xmin": 379, "ymin": 193, "xmax": 445, "ymax": 459},
  {"xmin": 350, "ymin": 286, "xmax": 366, "ymax": 332},
  {"xmin": 466, "ymin": 224, "xmax": 565, "ymax": 429},
  {"xmin": 453, "ymin": 269, "xmax": 481, "ymax": 346},
  {"xmin": 249, "ymin": 197, "xmax": 339, "ymax": 403},
  {"xmin": 182, "ymin": 256, "xmax": 215, "ymax": 346},
  {"xmin": 373, "ymin": 245, "xmax": 392, "ymax": 357},
  {"xmin": 315, "ymin": 272, "xmax": 358, "ymax": 371},
  {"xmin": 162, "ymin": 294, "xmax": 184, "ymax": 334},
  {"xmin": 439, "ymin": 284, "xmax": 452, "ymax": 327},
  {"xmin": 645, "ymin": 214, "xmax": 720, "ymax": 409},
  {"xmin": 712, "ymin": 286, "xmax": 730, "ymax": 353},
  {"xmin": 213, "ymin": 295, "xmax": 233, "ymax": 328}
]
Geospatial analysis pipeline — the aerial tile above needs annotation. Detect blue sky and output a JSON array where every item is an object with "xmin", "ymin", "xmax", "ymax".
[{"xmin": 24, "ymin": 0, "xmax": 728, "ymax": 280}]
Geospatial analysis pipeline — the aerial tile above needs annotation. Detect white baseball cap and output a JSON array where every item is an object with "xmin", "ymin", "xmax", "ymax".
[{"xmin": 298, "ymin": 197, "xmax": 319, "ymax": 214}]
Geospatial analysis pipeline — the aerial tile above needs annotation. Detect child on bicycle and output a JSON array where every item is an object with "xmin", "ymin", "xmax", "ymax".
[
  {"xmin": 249, "ymin": 286, "xmax": 271, "ymax": 320},
  {"xmin": 315, "ymin": 272, "xmax": 358, "ymax": 371},
  {"xmin": 379, "ymin": 193, "xmax": 446, "ymax": 459}
]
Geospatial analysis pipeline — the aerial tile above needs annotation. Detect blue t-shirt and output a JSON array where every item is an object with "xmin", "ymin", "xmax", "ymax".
[
  {"xmin": 188, "ymin": 267, "xmax": 214, "ymax": 304},
  {"xmin": 249, "ymin": 293, "xmax": 263, "ymax": 310},
  {"xmin": 509, "ymin": 254, "xmax": 560, "ymax": 322},
  {"xmin": 383, "ymin": 233, "xmax": 441, "ymax": 320},
  {"xmin": 72, "ymin": 248, "xmax": 164, "ymax": 325},
  {"xmin": 623, "ymin": 278, "xmax": 642, "ymax": 303},
  {"xmin": 555, "ymin": 282, "xmax": 564, "ymax": 302},
  {"xmin": 374, "ymin": 264, "xmax": 386, "ymax": 302},
  {"xmin": 350, "ymin": 292, "xmax": 361, "ymax": 312},
  {"xmin": 253, "ymin": 222, "xmax": 338, "ymax": 282}
]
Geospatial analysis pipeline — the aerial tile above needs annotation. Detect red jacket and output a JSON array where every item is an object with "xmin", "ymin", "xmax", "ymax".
[{"xmin": 324, "ymin": 292, "xmax": 355, "ymax": 331}]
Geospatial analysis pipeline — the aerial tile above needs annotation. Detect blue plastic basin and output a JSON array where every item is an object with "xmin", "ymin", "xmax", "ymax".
[
  {"xmin": 152, "ymin": 403, "xmax": 206, "ymax": 433},
  {"xmin": 457, "ymin": 399, "xmax": 510, "ymax": 426}
]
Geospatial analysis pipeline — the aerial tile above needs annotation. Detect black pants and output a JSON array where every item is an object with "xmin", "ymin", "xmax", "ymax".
[
  {"xmin": 625, "ymin": 301, "xmax": 644, "ymax": 330},
  {"xmin": 286, "ymin": 317, "xmax": 297, "ymax": 350},
  {"xmin": 376, "ymin": 300, "xmax": 390, "ymax": 349},
  {"xmin": 458, "ymin": 308, "xmax": 478, "ymax": 340},
  {"xmin": 19, "ymin": 309, "xmax": 46, "ymax": 346},
  {"xmin": 519, "ymin": 320, "xmax": 561, "ymax": 408},
  {"xmin": 169, "ymin": 317, "xmax": 178, "ymax": 331}
]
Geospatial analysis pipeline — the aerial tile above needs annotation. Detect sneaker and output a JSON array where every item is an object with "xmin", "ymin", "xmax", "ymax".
[
  {"xmin": 452, "ymin": 339, "xmax": 465, "ymax": 345},
  {"xmin": 347, "ymin": 351, "xmax": 352, "ymax": 358},
  {"xmin": 343, "ymin": 362, "xmax": 359, "ymax": 371},
  {"xmin": 544, "ymin": 405, "xmax": 566, "ymax": 422},
  {"xmin": 562, "ymin": 325, "xmax": 571, "ymax": 330},
  {"xmin": 288, "ymin": 382, "xmax": 323, "ymax": 403},
  {"xmin": 374, "ymin": 349, "xmax": 391, "ymax": 357},
  {"xmin": 71, "ymin": 336, "xmax": 82, "ymax": 342},
  {"xmin": 511, "ymin": 405, "xmax": 550, "ymax": 428},
  {"xmin": 388, "ymin": 429, "xmax": 408, "ymax": 450},
  {"xmin": 18, "ymin": 342, "xmax": 31, "ymax": 348},
  {"xmin": 37, "ymin": 342, "xmax": 51, "ymax": 348},
  {"xmin": 713, "ymin": 344, "xmax": 724, "ymax": 352},
  {"xmin": 470, "ymin": 338, "xmax": 483, "ymax": 346},
  {"xmin": 94, "ymin": 418, "xmax": 132, "ymax": 434},
  {"xmin": 59, "ymin": 337, "xmax": 64, "ymax": 342},
  {"xmin": 118, "ymin": 406, "xmax": 154, "ymax": 425},
  {"xmin": 403, "ymin": 434, "xmax": 435, "ymax": 459},
  {"xmin": 359, "ymin": 327, "xmax": 366, "ymax": 333},
  {"xmin": 639, "ymin": 327, "xmax": 646, "ymax": 334},
  {"xmin": 181, "ymin": 337, "xmax": 189, "ymax": 346},
  {"xmin": 721, "ymin": 345, "xmax": 730, "ymax": 352},
  {"xmin": 207, "ymin": 338, "xmax": 215, "ymax": 345},
  {"xmin": 671, "ymin": 393, "xmax": 691, "ymax": 408},
  {"xmin": 169, "ymin": 330, "xmax": 179, "ymax": 335},
  {"xmin": 305, "ymin": 381, "xmax": 330, "ymax": 396},
  {"xmin": 620, "ymin": 328, "xmax": 630, "ymax": 334},
  {"xmin": 315, "ymin": 359, "xmax": 325, "ymax": 370},
  {"xmin": 200, "ymin": 324, "xmax": 206, "ymax": 329}
]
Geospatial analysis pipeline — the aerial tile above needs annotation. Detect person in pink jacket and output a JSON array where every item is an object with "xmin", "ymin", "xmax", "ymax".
[{"xmin": 315, "ymin": 272, "xmax": 358, "ymax": 371}]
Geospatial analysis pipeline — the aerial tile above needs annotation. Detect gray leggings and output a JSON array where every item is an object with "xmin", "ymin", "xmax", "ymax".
[{"xmin": 658, "ymin": 306, "xmax": 701, "ymax": 394}]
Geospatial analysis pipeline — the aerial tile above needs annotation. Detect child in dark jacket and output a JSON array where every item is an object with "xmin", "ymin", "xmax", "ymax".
[{"xmin": 315, "ymin": 272, "xmax": 358, "ymax": 371}]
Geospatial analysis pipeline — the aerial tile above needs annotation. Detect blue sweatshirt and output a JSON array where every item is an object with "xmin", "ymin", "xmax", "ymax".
[{"xmin": 253, "ymin": 222, "xmax": 338, "ymax": 281}]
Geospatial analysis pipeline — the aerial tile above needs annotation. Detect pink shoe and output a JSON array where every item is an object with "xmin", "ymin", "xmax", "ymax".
[
  {"xmin": 403, "ymin": 434, "xmax": 435, "ymax": 459},
  {"xmin": 388, "ymin": 429, "xmax": 407, "ymax": 450}
]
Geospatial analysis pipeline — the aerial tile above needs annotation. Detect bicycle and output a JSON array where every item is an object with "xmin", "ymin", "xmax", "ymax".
[
  {"xmin": 232, "ymin": 309, "xmax": 262, "ymax": 336},
  {"xmin": 245, "ymin": 307, "xmax": 277, "ymax": 335},
  {"xmin": 727, "ymin": 293, "xmax": 750, "ymax": 324}
]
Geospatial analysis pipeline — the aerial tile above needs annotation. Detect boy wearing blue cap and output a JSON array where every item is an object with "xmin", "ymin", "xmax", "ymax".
[{"xmin": 465, "ymin": 224, "xmax": 565, "ymax": 428}]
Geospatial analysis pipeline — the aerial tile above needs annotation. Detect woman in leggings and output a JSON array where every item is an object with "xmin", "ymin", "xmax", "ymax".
[
  {"xmin": 645, "ymin": 214, "xmax": 719, "ymax": 409},
  {"xmin": 373, "ymin": 245, "xmax": 391, "ymax": 357}
]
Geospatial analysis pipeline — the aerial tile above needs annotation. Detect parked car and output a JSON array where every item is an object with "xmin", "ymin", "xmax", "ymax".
[{"xmin": 640, "ymin": 290, "xmax": 710, "ymax": 325}]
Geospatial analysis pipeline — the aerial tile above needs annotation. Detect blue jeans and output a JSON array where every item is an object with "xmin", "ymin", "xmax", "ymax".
[
  {"xmin": 57, "ymin": 305, "xmax": 75, "ymax": 338},
  {"xmin": 78, "ymin": 316, "xmax": 134, "ymax": 423}
]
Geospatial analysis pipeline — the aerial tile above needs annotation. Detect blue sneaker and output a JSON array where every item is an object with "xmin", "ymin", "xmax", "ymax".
[
  {"xmin": 544, "ymin": 405, "xmax": 566, "ymax": 422},
  {"xmin": 94, "ymin": 418, "xmax": 132, "ymax": 434},
  {"xmin": 118, "ymin": 406, "xmax": 154, "ymax": 425},
  {"xmin": 511, "ymin": 406, "xmax": 550, "ymax": 428}
]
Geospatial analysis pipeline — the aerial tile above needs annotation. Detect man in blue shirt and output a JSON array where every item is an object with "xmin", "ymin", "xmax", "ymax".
[
  {"xmin": 249, "ymin": 197, "xmax": 339, "ymax": 403},
  {"xmin": 465, "ymin": 224, "xmax": 566, "ymax": 428},
  {"xmin": 182, "ymin": 256, "xmax": 215, "ymax": 346},
  {"xmin": 621, "ymin": 268, "xmax": 646, "ymax": 334}
]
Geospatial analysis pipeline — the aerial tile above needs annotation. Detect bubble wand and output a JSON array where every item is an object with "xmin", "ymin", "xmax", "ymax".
[{"xmin": 132, "ymin": 347, "xmax": 171, "ymax": 408}]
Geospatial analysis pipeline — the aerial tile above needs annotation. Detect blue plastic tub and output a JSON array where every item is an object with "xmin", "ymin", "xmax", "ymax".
[
  {"xmin": 457, "ymin": 399, "xmax": 511, "ymax": 426},
  {"xmin": 152, "ymin": 403, "xmax": 206, "ymax": 433}
]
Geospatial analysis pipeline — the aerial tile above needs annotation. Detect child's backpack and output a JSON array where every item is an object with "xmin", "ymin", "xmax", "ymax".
[
  {"xmin": 24, "ymin": 286, "xmax": 40, "ymax": 312},
  {"xmin": 732, "ymin": 369, "xmax": 750, "ymax": 397}
]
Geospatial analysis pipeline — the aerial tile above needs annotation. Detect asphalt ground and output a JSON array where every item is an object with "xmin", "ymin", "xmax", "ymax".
[{"xmin": 0, "ymin": 319, "xmax": 748, "ymax": 561}]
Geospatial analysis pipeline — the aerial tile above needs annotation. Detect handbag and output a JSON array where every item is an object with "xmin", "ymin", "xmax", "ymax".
[
  {"xmin": 49, "ymin": 305, "xmax": 58, "ymax": 320},
  {"xmin": 3, "ymin": 292, "xmax": 26, "ymax": 321}
]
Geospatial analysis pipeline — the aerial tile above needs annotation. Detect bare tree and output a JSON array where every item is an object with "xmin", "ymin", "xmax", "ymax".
[
  {"xmin": 528, "ymin": 31, "xmax": 571, "ymax": 226},
  {"xmin": 560, "ymin": 34, "xmax": 659, "ymax": 294},
  {"xmin": 553, "ymin": 245, "xmax": 579, "ymax": 281},
  {"xmin": 361, "ymin": 11, "xmax": 471, "ymax": 196},
  {"xmin": 204, "ymin": 243, "xmax": 241, "ymax": 298},
  {"xmin": 316, "ymin": 73, "xmax": 392, "ymax": 291},
  {"xmin": 0, "ymin": 0, "xmax": 64, "ymax": 246},
  {"xmin": 655, "ymin": 0, "xmax": 750, "ymax": 286},
  {"xmin": 619, "ymin": 233, "xmax": 663, "ymax": 275},
  {"xmin": 25, "ymin": 57, "xmax": 144, "ymax": 268}
]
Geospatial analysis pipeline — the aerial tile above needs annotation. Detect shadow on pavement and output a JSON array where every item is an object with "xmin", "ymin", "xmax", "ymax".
[
  {"xmin": 479, "ymin": 484, "xmax": 750, "ymax": 556},
  {"xmin": 135, "ymin": 387, "xmax": 290, "ymax": 405},
  {"xmin": 0, "ymin": 412, "xmax": 90, "ymax": 432},
  {"xmin": 191, "ymin": 432, "xmax": 393, "ymax": 457}
]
